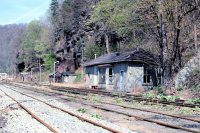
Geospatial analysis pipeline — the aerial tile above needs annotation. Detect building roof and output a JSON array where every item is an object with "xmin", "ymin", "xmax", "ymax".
[{"xmin": 83, "ymin": 48, "xmax": 160, "ymax": 67}]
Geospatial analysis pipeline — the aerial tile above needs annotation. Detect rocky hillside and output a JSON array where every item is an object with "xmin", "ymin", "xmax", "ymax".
[
  {"xmin": 54, "ymin": 0, "xmax": 119, "ymax": 72},
  {"xmin": 175, "ymin": 50, "xmax": 200, "ymax": 90}
]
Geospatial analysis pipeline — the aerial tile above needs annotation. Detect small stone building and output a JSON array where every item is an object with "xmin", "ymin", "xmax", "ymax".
[{"xmin": 84, "ymin": 49, "xmax": 160, "ymax": 92}]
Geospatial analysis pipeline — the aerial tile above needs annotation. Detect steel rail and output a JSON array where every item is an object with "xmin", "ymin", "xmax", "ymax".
[
  {"xmin": 49, "ymin": 86, "xmax": 200, "ymax": 108},
  {"xmin": 0, "ymin": 89, "xmax": 58, "ymax": 133},
  {"xmin": 9, "ymin": 81, "xmax": 200, "ymax": 108},
  {"xmin": 4, "ymin": 86, "xmax": 121, "ymax": 133},
  {"xmin": 59, "ymin": 92, "xmax": 200, "ymax": 123},
  {"xmin": 5, "ymin": 85, "xmax": 200, "ymax": 133},
  {"xmin": 67, "ymin": 98, "xmax": 200, "ymax": 133},
  {"xmin": 6, "ymin": 83, "xmax": 200, "ymax": 123}
]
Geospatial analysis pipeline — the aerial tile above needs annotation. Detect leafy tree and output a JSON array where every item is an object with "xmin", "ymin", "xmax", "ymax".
[
  {"xmin": 20, "ymin": 20, "xmax": 41, "ymax": 66},
  {"xmin": 84, "ymin": 43, "xmax": 103, "ymax": 60},
  {"xmin": 50, "ymin": 0, "xmax": 59, "ymax": 24}
]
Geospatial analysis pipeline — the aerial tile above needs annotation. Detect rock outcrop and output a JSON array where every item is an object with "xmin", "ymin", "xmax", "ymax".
[{"xmin": 175, "ymin": 50, "xmax": 200, "ymax": 88}]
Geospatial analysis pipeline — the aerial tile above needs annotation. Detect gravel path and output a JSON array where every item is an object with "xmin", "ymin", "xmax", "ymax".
[{"xmin": 0, "ymin": 84, "xmax": 134, "ymax": 133}]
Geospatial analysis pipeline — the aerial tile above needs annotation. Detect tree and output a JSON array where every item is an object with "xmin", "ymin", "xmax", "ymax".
[
  {"xmin": 50, "ymin": 0, "xmax": 59, "ymax": 25},
  {"xmin": 89, "ymin": 0, "xmax": 200, "ymax": 85}
]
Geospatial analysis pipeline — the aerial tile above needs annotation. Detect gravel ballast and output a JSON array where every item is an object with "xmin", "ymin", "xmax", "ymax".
[
  {"xmin": 0, "ymin": 84, "xmax": 134, "ymax": 133},
  {"xmin": 0, "ymin": 88, "xmax": 52, "ymax": 133}
]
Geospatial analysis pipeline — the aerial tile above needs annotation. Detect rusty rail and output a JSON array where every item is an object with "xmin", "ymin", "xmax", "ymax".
[
  {"xmin": 0, "ymin": 89, "xmax": 58, "ymax": 133},
  {"xmin": 3, "ymin": 86, "xmax": 121, "ymax": 133},
  {"xmin": 6, "ymin": 83, "xmax": 200, "ymax": 123},
  {"xmin": 4, "ymin": 83, "xmax": 200, "ymax": 133}
]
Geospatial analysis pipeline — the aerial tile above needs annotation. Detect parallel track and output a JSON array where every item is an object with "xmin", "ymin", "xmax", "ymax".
[
  {"xmin": 0, "ymin": 85, "xmax": 121, "ymax": 133},
  {"xmin": 51, "ymin": 87, "xmax": 200, "ymax": 108},
  {"xmin": 4, "ymin": 83, "xmax": 200, "ymax": 133},
  {"xmin": 12, "ymin": 81, "xmax": 200, "ymax": 108}
]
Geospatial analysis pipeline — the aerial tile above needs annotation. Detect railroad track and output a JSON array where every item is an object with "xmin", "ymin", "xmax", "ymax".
[
  {"xmin": 0, "ymin": 85, "xmax": 121, "ymax": 133},
  {"xmin": 50, "ymin": 87, "xmax": 200, "ymax": 108},
  {"xmin": 4, "ymin": 83, "xmax": 200, "ymax": 133},
  {"xmin": 11, "ymin": 81, "xmax": 200, "ymax": 108}
]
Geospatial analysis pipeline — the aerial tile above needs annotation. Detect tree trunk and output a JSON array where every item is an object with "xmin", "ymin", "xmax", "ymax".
[
  {"xmin": 194, "ymin": 24, "xmax": 198, "ymax": 50},
  {"xmin": 105, "ymin": 33, "xmax": 110, "ymax": 54}
]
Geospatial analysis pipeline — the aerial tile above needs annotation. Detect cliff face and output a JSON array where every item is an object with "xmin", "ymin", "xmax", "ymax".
[{"xmin": 54, "ymin": 0, "xmax": 99, "ymax": 73}]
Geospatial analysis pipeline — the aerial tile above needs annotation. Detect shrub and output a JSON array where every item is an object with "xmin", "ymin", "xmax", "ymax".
[
  {"xmin": 74, "ymin": 73, "xmax": 82, "ymax": 82},
  {"xmin": 153, "ymin": 86, "xmax": 163, "ymax": 94},
  {"xmin": 77, "ymin": 108, "xmax": 87, "ymax": 113},
  {"xmin": 142, "ymin": 92, "xmax": 155, "ymax": 99}
]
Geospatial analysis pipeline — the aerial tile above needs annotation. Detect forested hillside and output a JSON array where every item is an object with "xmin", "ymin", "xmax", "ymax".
[
  {"xmin": 0, "ymin": 24, "xmax": 25, "ymax": 73},
  {"xmin": 0, "ymin": 0, "xmax": 199, "ymax": 87}
]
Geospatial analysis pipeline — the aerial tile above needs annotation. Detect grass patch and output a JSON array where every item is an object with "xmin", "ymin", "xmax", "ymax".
[
  {"xmin": 178, "ymin": 107, "xmax": 192, "ymax": 115},
  {"xmin": 87, "ymin": 93, "xmax": 102, "ymax": 103},
  {"xmin": 142, "ymin": 92, "xmax": 155, "ymax": 100},
  {"xmin": 77, "ymin": 108, "xmax": 87, "ymax": 113},
  {"xmin": 91, "ymin": 114, "xmax": 102, "ymax": 119},
  {"xmin": 112, "ymin": 97, "xmax": 123, "ymax": 104}
]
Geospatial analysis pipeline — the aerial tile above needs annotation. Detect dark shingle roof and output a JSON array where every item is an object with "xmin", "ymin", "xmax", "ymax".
[{"xmin": 83, "ymin": 48, "xmax": 160, "ymax": 67}]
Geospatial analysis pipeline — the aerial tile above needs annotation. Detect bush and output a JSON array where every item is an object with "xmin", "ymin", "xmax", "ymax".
[
  {"xmin": 74, "ymin": 73, "xmax": 82, "ymax": 82},
  {"xmin": 142, "ymin": 92, "xmax": 155, "ymax": 99},
  {"xmin": 77, "ymin": 108, "xmax": 87, "ymax": 113},
  {"xmin": 84, "ymin": 43, "xmax": 103, "ymax": 60},
  {"xmin": 153, "ymin": 86, "xmax": 164, "ymax": 94}
]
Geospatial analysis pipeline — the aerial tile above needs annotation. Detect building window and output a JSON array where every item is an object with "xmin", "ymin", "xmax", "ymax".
[
  {"xmin": 98, "ymin": 68, "xmax": 106, "ymax": 84},
  {"xmin": 109, "ymin": 68, "xmax": 113, "ymax": 84},
  {"xmin": 144, "ymin": 68, "xmax": 151, "ymax": 84}
]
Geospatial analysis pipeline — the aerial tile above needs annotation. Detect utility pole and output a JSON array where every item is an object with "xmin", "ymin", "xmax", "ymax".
[
  {"xmin": 39, "ymin": 65, "xmax": 42, "ymax": 84},
  {"xmin": 39, "ymin": 59, "xmax": 41, "ymax": 84},
  {"xmin": 54, "ymin": 61, "xmax": 59, "ymax": 83}
]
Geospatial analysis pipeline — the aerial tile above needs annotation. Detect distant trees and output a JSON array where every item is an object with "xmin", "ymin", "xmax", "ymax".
[
  {"xmin": 0, "ymin": 24, "xmax": 26, "ymax": 73},
  {"xmin": 18, "ymin": 19, "xmax": 55, "ymax": 72}
]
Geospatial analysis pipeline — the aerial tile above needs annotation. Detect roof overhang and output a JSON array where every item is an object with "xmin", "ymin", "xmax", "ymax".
[{"xmin": 97, "ymin": 64, "xmax": 112, "ymax": 67}]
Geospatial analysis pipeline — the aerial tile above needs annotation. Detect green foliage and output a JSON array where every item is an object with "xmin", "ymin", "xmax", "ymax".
[
  {"xmin": 192, "ymin": 69, "xmax": 200, "ymax": 76},
  {"xmin": 87, "ymin": 94, "xmax": 102, "ymax": 103},
  {"xmin": 112, "ymin": 97, "xmax": 123, "ymax": 104},
  {"xmin": 20, "ymin": 20, "xmax": 41, "ymax": 65},
  {"xmin": 62, "ymin": 0, "xmax": 73, "ymax": 12},
  {"xmin": 165, "ymin": 105, "xmax": 175, "ymax": 111},
  {"xmin": 74, "ymin": 73, "xmax": 82, "ymax": 82},
  {"xmin": 91, "ymin": 114, "xmax": 102, "ymax": 119},
  {"xmin": 153, "ymin": 86, "xmax": 164, "ymax": 94},
  {"xmin": 77, "ymin": 108, "xmax": 87, "ymax": 113},
  {"xmin": 193, "ymin": 107, "xmax": 200, "ymax": 112},
  {"xmin": 18, "ymin": 19, "xmax": 54, "ymax": 71},
  {"xmin": 43, "ymin": 54, "xmax": 55, "ymax": 71},
  {"xmin": 165, "ymin": 96, "xmax": 179, "ymax": 102},
  {"xmin": 156, "ymin": 94, "xmax": 165, "ymax": 101},
  {"xmin": 142, "ymin": 92, "xmax": 155, "ymax": 99},
  {"xmin": 50, "ymin": 0, "xmax": 59, "ymax": 24},
  {"xmin": 176, "ymin": 86, "xmax": 183, "ymax": 91},
  {"xmin": 185, "ymin": 98, "xmax": 200, "ymax": 104},
  {"xmin": 195, "ymin": 84, "xmax": 200, "ymax": 92},
  {"xmin": 178, "ymin": 107, "xmax": 192, "ymax": 115},
  {"xmin": 34, "ymin": 41, "xmax": 48, "ymax": 59},
  {"xmin": 84, "ymin": 44, "xmax": 103, "ymax": 60},
  {"xmin": 89, "ymin": 0, "xmax": 139, "ymax": 36}
]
